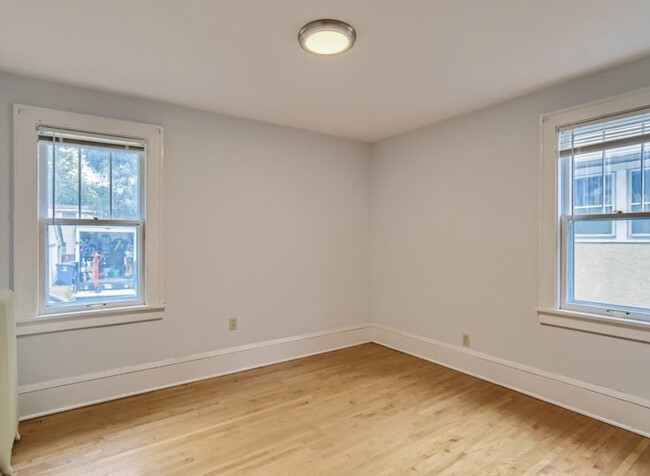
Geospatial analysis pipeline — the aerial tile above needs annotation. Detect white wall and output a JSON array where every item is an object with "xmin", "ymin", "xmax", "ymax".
[
  {"xmin": 371, "ymin": 57, "xmax": 650, "ymax": 400},
  {"xmin": 3, "ymin": 55, "xmax": 650, "ymax": 409},
  {"xmin": 0, "ymin": 71, "xmax": 371, "ymax": 386}
]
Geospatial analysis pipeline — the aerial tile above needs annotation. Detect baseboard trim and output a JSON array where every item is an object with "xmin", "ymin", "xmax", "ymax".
[
  {"xmin": 19, "ymin": 322, "xmax": 650, "ymax": 438},
  {"xmin": 370, "ymin": 324, "xmax": 650, "ymax": 438},
  {"xmin": 18, "ymin": 323, "xmax": 373, "ymax": 420}
]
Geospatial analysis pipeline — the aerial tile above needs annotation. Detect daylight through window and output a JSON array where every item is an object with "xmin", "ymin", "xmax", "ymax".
[
  {"xmin": 559, "ymin": 110, "xmax": 650, "ymax": 320},
  {"xmin": 39, "ymin": 128, "xmax": 145, "ymax": 312}
]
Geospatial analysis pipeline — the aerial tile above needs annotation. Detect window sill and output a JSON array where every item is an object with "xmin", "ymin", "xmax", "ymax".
[
  {"xmin": 16, "ymin": 304, "xmax": 165, "ymax": 336},
  {"xmin": 537, "ymin": 307, "xmax": 650, "ymax": 343}
]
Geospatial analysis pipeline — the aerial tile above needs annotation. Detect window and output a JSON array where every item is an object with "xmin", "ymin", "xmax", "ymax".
[
  {"xmin": 540, "ymin": 88, "xmax": 650, "ymax": 342},
  {"xmin": 40, "ymin": 129, "xmax": 144, "ymax": 312},
  {"xmin": 14, "ymin": 105, "xmax": 163, "ymax": 334},
  {"xmin": 560, "ymin": 119, "xmax": 650, "ymax": 319}
]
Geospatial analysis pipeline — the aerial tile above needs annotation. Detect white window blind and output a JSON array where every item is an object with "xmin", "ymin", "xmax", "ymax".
[
  {"xmin": 558, "ymin": 108, "xmax": 650, "ymax": 158},
  {"xmin": 38, "ymin": 127, "xmax": 145, "ymax": 152}
]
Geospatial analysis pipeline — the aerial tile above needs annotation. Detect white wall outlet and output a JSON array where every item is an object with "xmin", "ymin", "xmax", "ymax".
[
  {"xmin": 462, "ymin": 333, "xmax": 470, "ymax": 347},
  {"xmin": 229, "ymin": 317, "xmax": 237, "ymax": 331}
]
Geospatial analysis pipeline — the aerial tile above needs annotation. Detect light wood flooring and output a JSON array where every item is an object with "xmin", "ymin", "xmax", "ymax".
[{"xmin": 11, "ymin": 343, "xmax": 650, "ymax": 475}]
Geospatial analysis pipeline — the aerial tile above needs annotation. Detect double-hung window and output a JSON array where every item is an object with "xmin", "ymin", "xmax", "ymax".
[
  {"xmin": 559, "ymin": 114, "xmax": 650, "ymax": 318},
  {"xmin": 40, "ymin": 128, "xmax": 144, "ymax": 312},
  {"xmin": 540, "ymin": 89, "xmax": 650, "ymax": 342},
  {"xmin": 14, "ymin": 105, "xmax": 164, "ymax": 334}
]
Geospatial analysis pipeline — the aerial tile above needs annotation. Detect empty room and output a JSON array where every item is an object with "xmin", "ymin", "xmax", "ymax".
[{"xmin": 1, "ymin": 1, "xmax": 650, "ymax": 474}]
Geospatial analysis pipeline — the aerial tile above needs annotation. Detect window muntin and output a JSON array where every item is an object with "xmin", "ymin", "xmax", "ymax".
[
  {"xmin": 559, "ymin": 110, "xmax": 650, "ymax": 321},
  {"xmin": 39, "ymin": 129, "xmax": 145, "ymax": 313}
]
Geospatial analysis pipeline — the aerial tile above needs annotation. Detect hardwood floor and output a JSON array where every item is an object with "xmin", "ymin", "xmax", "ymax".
[{"xmin": 11, "ymin": 344, "xmax": 650, "ymax": 475}]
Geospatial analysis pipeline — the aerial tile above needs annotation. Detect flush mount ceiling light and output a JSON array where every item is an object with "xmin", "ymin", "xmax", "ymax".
[{"xmin": 298, "ymin": 19, "xmax": 356, "ymax": 56}]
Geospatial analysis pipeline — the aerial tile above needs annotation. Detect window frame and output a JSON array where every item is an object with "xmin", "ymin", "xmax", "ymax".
[
  {"xmin": 538, "ymin": 88, "xmax": 650, "ymax": 343},
  {"xmin": 14, "ymin": 105, "xmax": 164, "ymax": 335}
]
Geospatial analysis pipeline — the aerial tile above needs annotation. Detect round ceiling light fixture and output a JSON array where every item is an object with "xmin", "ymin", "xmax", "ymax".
[{"xmin": 298, "ymin": 19, "xmax": 356, "ymax": 56}]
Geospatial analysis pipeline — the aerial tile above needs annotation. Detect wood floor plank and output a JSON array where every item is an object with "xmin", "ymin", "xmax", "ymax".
[{"xmin": 11, "ymin": 344, "xmax": 649, "ymax": 475}]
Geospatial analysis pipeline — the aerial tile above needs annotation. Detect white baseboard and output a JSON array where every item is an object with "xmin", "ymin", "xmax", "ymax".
[
  {"xmin": 18, "ymin": 324, "xmax": 373, "ymax": 420},
  {"xmin": 19, "ymin": 323, "xmax": 650, "ymax": 439},
  {"xmin": 370, "ymin": 324, "xmax": 650, "ymax": 438}
]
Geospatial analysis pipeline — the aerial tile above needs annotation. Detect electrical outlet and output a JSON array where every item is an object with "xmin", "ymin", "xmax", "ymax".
[
  {"xmin": 229, "ymin": 317, "xmax": 237, "ymax": 331},
  {"xmin": 462, "ymin": 333, "xmax": 470, "ymax": 347}
]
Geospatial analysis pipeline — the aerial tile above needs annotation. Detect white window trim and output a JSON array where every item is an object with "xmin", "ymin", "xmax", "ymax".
[
  {"xmin": 14, "ymin": 105, "xmax": 164, "ymax": 335},
  {"xmin": 539, "ymin": 87, "xmax": 650, "ymax": 343}
]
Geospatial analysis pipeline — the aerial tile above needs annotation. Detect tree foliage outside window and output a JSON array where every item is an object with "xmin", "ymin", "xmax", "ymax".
[{"xmin": 47, "ymin": 145, "xmax": 139, "ymax": 220}]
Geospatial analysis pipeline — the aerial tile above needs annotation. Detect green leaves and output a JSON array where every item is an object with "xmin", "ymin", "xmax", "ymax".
[{"xmin": 48, "ymin": 145, "xmax": 140, "ymax": 219}]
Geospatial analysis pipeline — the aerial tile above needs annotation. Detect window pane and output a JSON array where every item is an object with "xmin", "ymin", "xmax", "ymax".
[
  {"xmin": 605, "ymin": 143, "xmax": 641, "ymax": 213},
  {"xmin": 628, "ymin": 167, "xmax": 650, "ymax": 235},
  {"xmin": 46, "ymin": 224, "xmax": 140, "ymax": 308},
  {"xmin": 111, "ymin": 151, "xmax": 140, "ymax": 220},
  {"xmin": 41, "ymin": 142, "xmax": 142, "ymax": 221},
  {"xmin": 574, "ymin": 219, "xmax": 613, "ymax": 236},
  {"xmin": 572, "ymin": 155, "xmax": 614, "ymax": 234},
  {"xmin": 573, "ymin": 152, "xmax": 604, "ymax": 213},
  {"xmin": 568, "ymin": 217, "xmax": 650, "ymax": 317},
  {"xmin": 81, "ymin": 148, "xmax": 111, "ymax": 219},
  {"xmin": 631, "ymin": 220, "xmax": 650, "ymax": 235},
  {"xmin": 573, "ymin": 145, "xmax": 643, "ymax": 215},
  {"xmin": 572, "ymin": 152, "xmax": 616, "ymax": 215},
  {"xmin": 50, "ymin": 146, "xmax": 80, "ymax": 219}
]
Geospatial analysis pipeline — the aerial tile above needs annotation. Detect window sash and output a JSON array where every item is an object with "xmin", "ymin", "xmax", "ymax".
[
  {"xmin": 560, "ymin": 214, "xmax": 650, "ymax": 322},
  {"xmin": 39, "ymin": 141, "xmax": 144, "ymax": 222},
  {"xmin": 38, "ymin": 219, "xmax": 146, "ymax": 314}
]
